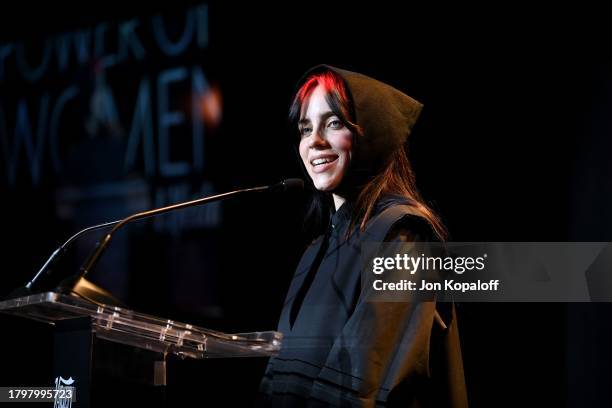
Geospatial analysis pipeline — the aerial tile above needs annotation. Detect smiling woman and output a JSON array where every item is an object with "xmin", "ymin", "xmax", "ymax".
[
  {"xmin": 258, "ymin": 65, "xmax": 467, "ymax": 407},
  {"xmin": 297, "ymin": 72, "xmax": 354, "ymax": 206}
]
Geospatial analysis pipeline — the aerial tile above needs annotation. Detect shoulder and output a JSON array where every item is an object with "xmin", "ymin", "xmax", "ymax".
[
  {"xmin": 377, "ymin": 204, "xmax": 439, "ymax": 243},
  {"xmin": 386, "ymin": 214, "xmax": 437, "ymax": 243},
  {"xmin": 363, "ymin": 197, "xmax": 439, "ymax": 243}
]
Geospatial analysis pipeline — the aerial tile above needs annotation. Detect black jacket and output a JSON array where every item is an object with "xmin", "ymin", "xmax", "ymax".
[{"xmin": 259, "ymin": 198, "xmax": 467, "ymax": 407}]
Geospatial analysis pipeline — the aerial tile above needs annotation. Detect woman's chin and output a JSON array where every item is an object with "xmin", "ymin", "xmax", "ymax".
[{"xmin": 312, "ymin": 178, "xmax": 341, "ymax": 192}]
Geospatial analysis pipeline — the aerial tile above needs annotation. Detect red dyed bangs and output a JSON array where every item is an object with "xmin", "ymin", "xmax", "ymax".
[{"xmin": 294, "ymin": 71, "xmax": 349, "ymax": 109}]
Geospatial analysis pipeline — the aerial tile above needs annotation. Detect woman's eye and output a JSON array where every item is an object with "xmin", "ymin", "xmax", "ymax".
[
  {"xmin": 327, "ymin": 119, "xmax": 342, "ymax": 129},
  {"xmin": 300, "ymin": 127, "xmax": 312, "ymax": 137}
]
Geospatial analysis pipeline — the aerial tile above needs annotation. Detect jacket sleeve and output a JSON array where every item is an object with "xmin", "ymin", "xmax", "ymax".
[{"xmin": 306, "ymin": 216, "xmax": 468, "ymax": 408}]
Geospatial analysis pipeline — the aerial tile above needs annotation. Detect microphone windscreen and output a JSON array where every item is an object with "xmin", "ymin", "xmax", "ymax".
[
  {"xmin": 281, "ymin": 178, "xmax": 304, "ymax": 192},
  {"xmin": 269, "ymin": 178, "xmax": 304, "ymax": 193}
]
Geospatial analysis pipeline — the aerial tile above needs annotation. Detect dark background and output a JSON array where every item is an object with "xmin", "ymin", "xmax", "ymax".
[{"xmin": 1, "ymin": 3, "xmax": 611, "ymax": 407}]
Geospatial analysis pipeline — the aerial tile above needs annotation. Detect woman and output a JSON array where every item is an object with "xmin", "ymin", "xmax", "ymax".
[{"xmin": 259, "ymin": 65, "xmax": 467, "ymax": 407}]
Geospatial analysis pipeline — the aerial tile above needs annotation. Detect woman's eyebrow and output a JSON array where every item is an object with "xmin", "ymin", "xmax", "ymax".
[
  {"xmin": 319, "ymin": 111, "xmax": 335, "ymax": 121},
  {"xmin": 299, "ymin": 111, "xmax": 335, "ymax": 125}
]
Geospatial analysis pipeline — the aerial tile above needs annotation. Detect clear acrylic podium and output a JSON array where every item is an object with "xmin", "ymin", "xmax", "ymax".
[{"xmin": 0, "ymin": 291, "xmax": 282, "ymax": 407}]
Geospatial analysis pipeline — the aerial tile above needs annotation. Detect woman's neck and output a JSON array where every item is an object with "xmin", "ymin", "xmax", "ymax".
[{"xmin": 332, "ymin": 194, "xmax": 346, "ymax": 211}]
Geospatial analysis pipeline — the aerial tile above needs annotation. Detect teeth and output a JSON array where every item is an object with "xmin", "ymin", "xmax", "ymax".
[{"xmin": 311, "ymin": 157, "xmax": 337, "ymax": 166}]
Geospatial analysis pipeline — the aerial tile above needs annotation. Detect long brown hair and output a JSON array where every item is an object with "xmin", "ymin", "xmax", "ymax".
[
  {"xmin": 353, "ymin": 147, "xmax": 447, "ymax": 240},
  {"xmin": 290, "ymin": 70, "xmax": 447, "ymax": 241}
]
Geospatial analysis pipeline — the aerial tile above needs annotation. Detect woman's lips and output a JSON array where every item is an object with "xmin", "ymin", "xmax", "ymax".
[{"xmin": 310, "ymin": 155, "xmax": 339, "ymax": 173}]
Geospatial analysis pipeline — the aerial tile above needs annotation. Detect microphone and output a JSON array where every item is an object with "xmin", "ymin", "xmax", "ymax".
[
  {"xmin": 3, "ymin": 219, "xmax": 121, "ymax": 300},
  {"xmin": 54, "ymin": 179, "xmax": 303, "ymax": 304},
  {"xmin": 268, "ymin": 178, "xmax": 305, "ymax": 193}
]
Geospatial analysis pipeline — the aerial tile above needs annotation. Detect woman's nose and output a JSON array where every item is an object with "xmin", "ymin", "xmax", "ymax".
[{"xmin": 307, "ymin": 129, "xmax": 328, "ymax": 148}]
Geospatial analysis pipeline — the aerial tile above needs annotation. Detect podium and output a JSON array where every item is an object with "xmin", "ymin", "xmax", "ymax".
[{"xmin": 0, "ymin": 292, "xmax": 282, "ymax": 407}]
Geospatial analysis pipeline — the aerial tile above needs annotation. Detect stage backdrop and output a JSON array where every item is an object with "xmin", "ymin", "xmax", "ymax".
[{"xmin": 1, "ymin": 3, "xmax": 612, "ymax": 407}]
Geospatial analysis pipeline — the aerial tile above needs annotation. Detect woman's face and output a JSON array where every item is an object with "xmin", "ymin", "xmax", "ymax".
[{"xmin": 298, "ymin": 85, "xmax": 353, "ymax": 192}]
